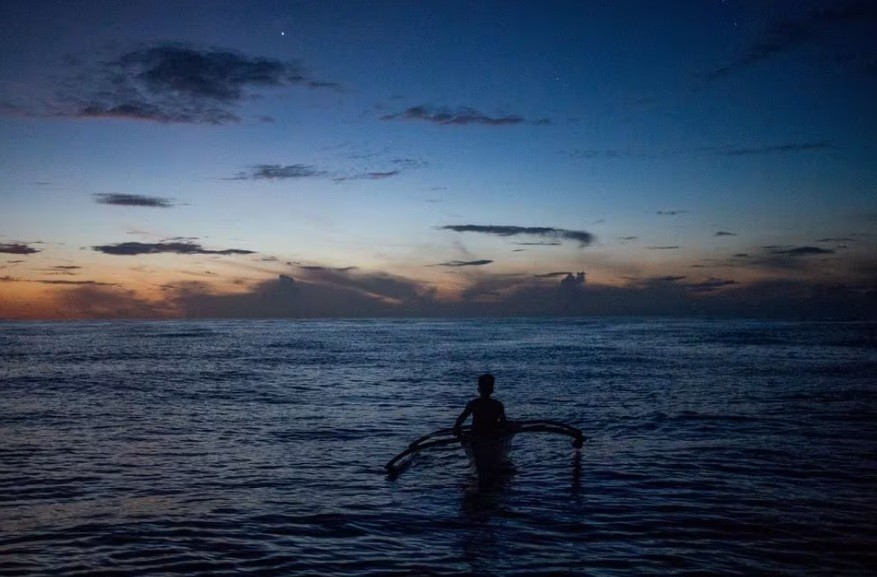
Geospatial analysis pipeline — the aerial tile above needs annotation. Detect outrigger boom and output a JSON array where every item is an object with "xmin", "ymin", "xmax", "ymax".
[{"xmin": 385, "ymin": 419, "xmax": 586, "ymax": 476}]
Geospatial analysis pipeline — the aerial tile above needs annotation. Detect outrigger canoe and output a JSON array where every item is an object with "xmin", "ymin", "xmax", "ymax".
[{"xmin": 385, "ymin": 420, "xmax": 585, "ymax": 483}]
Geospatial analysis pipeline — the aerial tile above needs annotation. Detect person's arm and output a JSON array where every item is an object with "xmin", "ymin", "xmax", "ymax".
[
  {"xmin": 453, "ymin": 402, "xmax": 472, "ymax": 436},
  {"xmin": 497, "ymin": 401, "xmax": 508, "ymax": 432}
]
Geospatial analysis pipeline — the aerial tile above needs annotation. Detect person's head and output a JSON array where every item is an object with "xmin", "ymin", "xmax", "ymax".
[{"xmin": 477, "ymin": 373, "xmax": 495, "ymax": 397}]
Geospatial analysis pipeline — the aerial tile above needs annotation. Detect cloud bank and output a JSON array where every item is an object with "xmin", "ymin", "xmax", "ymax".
[{"xmin": 5, "ymin": 264, "xmax": 874, "ymax": 320}]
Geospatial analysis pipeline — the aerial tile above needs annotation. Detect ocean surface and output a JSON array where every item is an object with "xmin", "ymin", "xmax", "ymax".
[{"xmin": 1, "ymin": 318, "xmax": 875, "ymax": 576}]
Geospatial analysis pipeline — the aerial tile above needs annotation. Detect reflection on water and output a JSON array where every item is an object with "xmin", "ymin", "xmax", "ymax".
[{"xmin": 1, "ymin": 318, "xmax": 875, "ymax": 575}]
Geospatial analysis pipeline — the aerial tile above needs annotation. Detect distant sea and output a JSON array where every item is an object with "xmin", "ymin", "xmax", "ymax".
[{"xmin": 1, "ymin": 318, "xmax": 875, "ymax": 576}]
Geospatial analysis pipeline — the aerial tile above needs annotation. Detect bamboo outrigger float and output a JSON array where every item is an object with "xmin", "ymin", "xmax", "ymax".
[{"xmin": 385, "ymin": 420, "xmax": 586, "ymax": 482}]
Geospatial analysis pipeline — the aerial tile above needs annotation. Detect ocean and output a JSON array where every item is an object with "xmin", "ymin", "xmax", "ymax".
[{"xmin": 1, "ymin": 318, "xmax": 875, "ymax": 576}]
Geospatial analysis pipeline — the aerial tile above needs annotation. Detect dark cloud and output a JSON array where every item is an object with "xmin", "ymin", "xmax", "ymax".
[
  {"xmin": 727, "ymin": 245, "xmax": 844, "ymax": 272},
  {"xmin": 92, "ymin": 242, "xmax": 255, "ymax": 256},
  {"xmin": 514, "ymin": 241, "xmax": 562, "ymax": 246},
  {"xmin": 619, "ymin": 236, "xmax": 639, "ymax": 241},
  {"xmin": 170, "ymin": 269, "xmax": 436, "ymax": 318},
  {"xmin": 174, "ymin": 274, "xmax": 408, "ymax": 318},
  {"xmin": 297, "ymin": 267, "xmax": 432, "ymax": 304},
  {"xmin": 59, "ymin": 284, "xmax": 174, "ymax": 318},
  {"xmin": 380, "ymin": 105, "xmax": 548, "ymax": 126},
  {"xmin": 49, "ymin": 43, "xmax": 337, "ymax": 124},
  {"xmin": 714, "ymin": 231, "xmax": 737, "ymax": 237},
  {"xmin": 0, "ymin": 276, "xmax": 116, "ymax": 286},
  {"xmin": 702, "ymin": 2, "xmax": 876, "ymax": 83},
  {"xmin": 437, "ymin": 260, "xmax": 494, "ymax": 267},
  {"xmin": 227, "ymin": 164, "xmax": 326, "ymax": 180},
  {"xmin": 299, "ymin": 265, "xmax": 358, "ymax": 272},
  {"xmin": 38, "ymin": 279, "xmax": 117, "ymax": 286},
  {"xmin": 816, "ymin": 237, "xmax": 856, "ymax": 242},
  {"xmin": 626, "ymin": 275, "xmax": 738, "ymax": 295},
  {"xmin": 458, "ymin": 274, "xmax": 531, "ymax": 301},
  {"xmin": 440, "ymin": 224, "xmax": 595, "ymax": 247},
  {"xmin": 534, "ymin": 272, "xmax": 573, "ymax": 278},
  {"xmin": 646, "ymin": 246, "xmax": 681, "ymax": 250},
  {"xmin": 94, "ymin": 193, "xmax": 175, "ymax": 207},
  {"xmin": 768, "ymin": 246, "xmax": 835, "ymax": 256},
  {"xmin": 711, "ymin": 141, "xmax": 830, "ymax": 156},
  {"xmin": 655, "ymin": 210, "xmax": 687, "ymax": 216},
  {"xmin": 0, "ymin": 243, "xmax": 40, "ymax": 255},
  {"xmin": 688, "ymin": 278, "xmax": 738, "ymax": 293}
]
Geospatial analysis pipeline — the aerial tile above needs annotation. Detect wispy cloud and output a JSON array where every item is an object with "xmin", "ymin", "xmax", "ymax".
[
  {"xmin": 94, "ymin": 193, "xmax": 175, "ymax": 207},
  {"xmin": 0, "ymin": 276, "xmax": 117, "ymax": 286},
  {"xmin": 570, "ymin": 149, "xmax": 657, "ymax": 159},
  {"xmin": 92, "ymin": 241, "xmax": 255, "ymax": 256},
  {"xmin": 710, "ymin": 141, "xmax": 830, "ymax": 156},
  {"xmin": 299, "ymin": 265, "xmax": 358, "ymax": 272},
  {"xmin": 727, "ymin": 245, "xmax": 841, "ymax": 272},
  {"xmin": 714, "ymin": 231, "xmax": 737, "ymax": 237},
  {"xmin": 38, "ymin": 279, "xmax": 118, "ymax": 286},
  {"xmin": 655, "ymin": 210, "xmax": 688, "ymax": 216},
  {"xmin": 646, "ymin": 245, "xmax": 681, "ymax": 250},
  {"xmin": 334, "ymin": 170, "xmax": 400, "ymax": 182},
  {"xmin": 816, "ymin": 237, "xmax": 857, "ymax": 243},
  {"xmin": 44, "ymin": 265, "xmax": 82, "ymax": 275},
  {"xmin": 688, "ymin": 278, "xmax": 737, "ymax": 293},
  {"xmin": 381, "ymin": 105, "xmax": 549, "ymax": 126},
  {"xmin": 226, "ymin": 164, "xmax": 326, "ymax": 180},
  {"xmin": 391, "ymin": 158, "xmax": 428, "ymax": 169},
  {"xmin": 35, "ymin": 43, "xmax": 337, "ymax": 124},
  {"xmin": 534, "ymin": 271, "xmax": 573, "ymax": 278},
  {"xmin": 436, "ymin": 259, "xmax": 493, "ymax": 267},
  {"xmin": 0, "ymin": 243, "xmax": 40, "ymax": 255},
  {"xmin": 702, "ymin": 2, "xmax": 876, "ymax": 83},
  {"xmin": 440, "ymin": 224, "xmax": 595, "ymax": 247}
]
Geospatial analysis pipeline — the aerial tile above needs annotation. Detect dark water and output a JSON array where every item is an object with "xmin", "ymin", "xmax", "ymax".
[{"xmin": 1, "ymin": 318, "xmax": 875, "ymax": 576}]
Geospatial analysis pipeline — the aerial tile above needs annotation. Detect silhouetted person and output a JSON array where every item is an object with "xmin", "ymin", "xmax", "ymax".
[{"xmin": 453, "ymin": 373, "xmax": 507, "ymax": 437}]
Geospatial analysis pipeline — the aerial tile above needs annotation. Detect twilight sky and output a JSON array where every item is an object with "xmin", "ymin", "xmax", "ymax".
[{"xmin": 1, "ymin": 0, "xmax": 875, "ymax": 319}]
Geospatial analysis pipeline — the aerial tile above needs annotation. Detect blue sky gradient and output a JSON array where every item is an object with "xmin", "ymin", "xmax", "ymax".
[{"xmin": 1, "ymin": 0, "xmax": 875, "ymax": 319}]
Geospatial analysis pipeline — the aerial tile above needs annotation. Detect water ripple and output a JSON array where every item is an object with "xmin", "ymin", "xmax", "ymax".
[{"xmin": 1, "ymin": 319, "xmax": 875, "ymax": 575}]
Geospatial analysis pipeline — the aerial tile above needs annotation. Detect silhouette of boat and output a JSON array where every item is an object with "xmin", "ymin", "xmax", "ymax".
[{"xmin": 385, "ymin": 420, "xmax": 585, "ymax": 483}]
